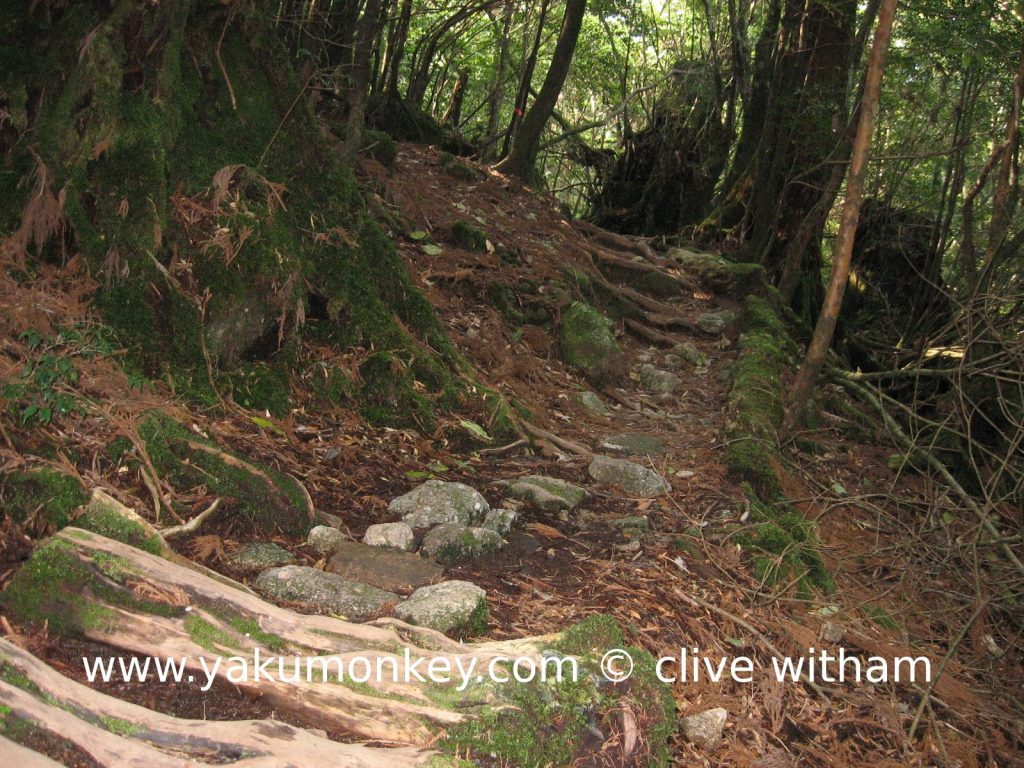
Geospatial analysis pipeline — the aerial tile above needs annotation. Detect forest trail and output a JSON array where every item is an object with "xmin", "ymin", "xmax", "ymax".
[{"xmin": 1, "ymin": 143, "xmax": 1019, "ymax": 768}]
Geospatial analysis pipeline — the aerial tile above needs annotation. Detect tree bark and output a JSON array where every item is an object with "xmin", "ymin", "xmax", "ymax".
[
  {"xmin": 782, "ymin": 0, "xmax": 898, "ymax": 437},
  {"xmin": 495, "ymin": 0, "xmax": 588, "ymax": 181}
]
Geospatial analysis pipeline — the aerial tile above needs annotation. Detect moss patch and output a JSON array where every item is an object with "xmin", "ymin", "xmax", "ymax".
[
  {"xmin": 75, "ymin": 504, "xmax": 163, "ymax": 555},
  {"xmin": 138, "ymin": 410, "xmax": 312, "ymax": 536},
  {"xmin": 450, "ymin": 221, "xmax": 487, "ymax": 252},
  {"xmin": 1, "ymin": 468, "xmax": 87, "ymax": 531}
]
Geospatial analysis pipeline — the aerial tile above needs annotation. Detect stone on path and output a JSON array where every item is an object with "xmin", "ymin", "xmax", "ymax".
[
  {"xmin": 559, "ymin": 301, "xmax": 625, "ymax": 386},
  {"xmin": 363, "ymin": 522, "xmax": 416, "ymax": 551},
  {"xmin": 588, "ymin": 455, "xmax": 671, "ymax": 498},
  {"xmin": 327, "ymin": 540, "xmax": 443, "ymax": 594},
  {"xmin": 482, "ymin": 508, "xmax": 517, "ymax": 536},
  {"xmin": 306, "ymin": 525, "xmax": 348, "ymax": 556},
  {"xmin": 680, "ymin": 707, "xmax": 728, "ymax": 749},
  {"xmin": 574, "ymin": 390, "xmax": 610, "ymax": 416},
  {"xmin": 419, "ymin": 524, "xmax": 503, "ymax": 566},
  {"xmin": 638, "ymin": 364, "xmax": 681, "ymax": 394},
  {"xmin": 389, "ymin": 479, "xmax": 489, "ymax": 529},
  {"xmin": 695, "ymin": 309, "xmax": 737, "ymax": 335},
  {"xmin": 229, "ymin": 542, "xmax": 296, "ymax": 573},
  {"xmin": 599, "ymin": 433, "xmax": 666, "ymax": 456},
  {"xmin": 254, "ymin": 565, "xmax": 399, "ymax": 621},
  {"xmin": 503, "ymin": 475, "xmax": 586, "ymax": 512},
  {"xmin": 673, "ymin": 341, "xmax": 707, "ymax": 368},
  {"xmin": 394, "ymin": 580, "xmax": 488, "ymax": 636}
]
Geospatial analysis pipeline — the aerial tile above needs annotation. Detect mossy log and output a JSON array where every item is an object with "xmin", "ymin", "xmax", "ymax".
[
  {"xmin": 0, "ymin": 637, "xmax": 435, "ymax": 768},
  {"xmin": 1, "ymin": 528, "xmax": 672, "ymax": 766}
]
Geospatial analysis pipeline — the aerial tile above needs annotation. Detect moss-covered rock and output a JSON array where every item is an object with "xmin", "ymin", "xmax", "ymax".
[
  {"xmin": 360, "ymin": 129, "xmax": 398, "ymax": 168},
  {"xmin": 559, "ymin": 302, "xmax": 625, "ymax": 386},
  {"xmin": 450, "ymin": 221, "xmax": 487, "ymax": 252},
  {"xmin": 667, "ymin": 248, "xmax": 766, "ymax": 299},
  {"xmin": 75, "ymin": 490, "xmax": 164, "ymax": 555},
  {"xmin": 393, "ymin": 580, "xmax": 488, "ymax": 637}
]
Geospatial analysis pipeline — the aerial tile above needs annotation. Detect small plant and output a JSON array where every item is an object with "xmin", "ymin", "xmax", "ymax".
[{"xmin": 1, "ymin": 326, "xmax": 110, "ymax": 426}]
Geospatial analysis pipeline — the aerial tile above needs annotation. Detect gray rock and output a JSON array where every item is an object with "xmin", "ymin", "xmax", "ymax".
[
  {"xmin": 681, "ymin": 707, "xmax": 728, "ymax": 749},
  {"xmin": 673, "ymin": 341, "xmax": 707, "ymax": 368},
  {"xmin": 229, "ymin": 542, "xmax": 296, "ymax": 573},
  {"xmin": 205, "ymin": 294, "xmax": 277, "ymax": 367},
  {"xmin": 696, "ymin": 309, "xmax": 737, "ymax": 335},
  {"xmin": 420, "ymin": 524, "xmax": 504, "ymax": 566},
  {"xmin": 254, "ymin": 566, "xmax": 399, "ymax": 621},
  {"xmin": 306, "ymin": 525, "xmax": 348, "ymax": 556},
  {"xmin": 574, "ymin": 390, "xmax": 610, "ymax": 416},
  {"xmin": 639, "ymin": 364, "xmax": 681, "ymax": 394},
  {"xmin": 504, "ymin": 476, "xmax": 586, "ymax": 512},
  {"xmin": 363, "ymin": 522, "xmax": 416, "ymax": 551},
  {"xmin": 600, "ymin": 432, "xmax": 666, "ymax": 456},
  {"xmin": 389, "ymin": 479, "xmax": 489, "ymax": 529},
  {"xmin": 611, "ymin": 515, "xmax": 650, "ymax": 532},
  {"xmin": 394, "ymin": 580, "xmax": 488, "ymax": 636},
  {"xmin": 661, "ymin": 353, "xmax": 684, "ymax": 371},
  {"xmin": 559, "ymin": 302, "xmax": 625, "ymax": 386},
  {"xmin": 327, "ymin": 540, "xmax": 443, "ymax": 594},
  {"xmin": 588, "ymin": 455, "xmax": 671, "ymax": 498},
  {"xmin": 482, "ymin": 508, "xmax": 518, "ymax": 536}
]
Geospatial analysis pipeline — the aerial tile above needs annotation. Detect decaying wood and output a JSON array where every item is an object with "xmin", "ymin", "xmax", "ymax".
[
  {"xmin": 0, "ymin": 638, "xmax": 433, "ymax": 768},
  {"xmin": 9, "ymin": 528, "xmax": 564, "ymax": 749}
]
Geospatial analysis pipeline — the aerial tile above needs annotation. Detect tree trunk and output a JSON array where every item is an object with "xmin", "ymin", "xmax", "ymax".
[
  {"xmin": 484, "ymin": 0, "xmax": 516, "ymax": 151},
  {"xmin": 782, "ymin": 0, "xmax": 898, "ymax": 437},
  {"xmin": 495, "ymin": 0, "xmax": 588, "ymax": 181},
  {"xmin": 342, "ymin": 0, "xmax": 384, "ymax": 163},
  {"xmin": 441, "ymin": 70, "xmax": 469, "ymax": 127}
]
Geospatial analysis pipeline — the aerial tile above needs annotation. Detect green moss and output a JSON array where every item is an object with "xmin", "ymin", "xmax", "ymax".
[
  {"xmin": 486, "ymin": 282, "xmax": 525, "ymax": 325},
  {"xmin": 450, "ymin": 221, "xmax": 487, "ymax": 252},
  {"xmin": 138, "ymin": 410, "xmax": 312, "ymax": 536},
  {"xmin": 2, "ymin": 468, "xmax": 87, "ymax": 530},
  {"xmin": 225, "ymin": 615, "xmax": 286, "ymax": 651},
  {"xmin": 559, "ymin": 302, "xmax": 625, "ymax": 386},
  {"xmin": 227, "ymin": 362, "xmax": 291, "ymax": 416},
  {"xmin": 75, "ymin": 505, "xmax": 163, "ymax": 555},
  {"xmin": 99, "ymin": 716, "xmax": 140, "ymax": 736},
  {"xmin": 736, "ymin": 498, "xmax": 834, "ymax": 596},
  {"xmin": 358, "ymin": 351, "xmax": 435, "ymax": 430},
  {"xmin": 361, "ymin": 129, "xmax": 398, "ymax": 167},
  {"xmin": 0, "ymin": 540, "xmax": 116, "ymax": 635},
  {"xmin": 184, "ymin": 614, "xmax": 241, "ymax": 653}
]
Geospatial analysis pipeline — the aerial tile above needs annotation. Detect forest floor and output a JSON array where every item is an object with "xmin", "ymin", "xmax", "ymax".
[{"xmin": 1, "ymin": 143, "xmax": 1022, "ymax": 768}]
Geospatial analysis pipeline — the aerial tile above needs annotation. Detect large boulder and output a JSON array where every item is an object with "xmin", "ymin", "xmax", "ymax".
[
  {"xmin": 305, "ymin": 525, "xmax": 348, "ymax": 556},
  {"xmin": 254, "ymin": 566, "xmax": 399, "ymax": 621},
  {"xmin": 389, "ymin": 479, "xmax": 489, "ymax": 529},
  {"xmin": 588, "ymin": 455, "xmax": 671, "ymax": 498},
  {"xmin": 559, "ymin": 302, "xmax": 625, "ymax": 385},
  {"xmin": 393, "ymin": 580, "xmax": 488, "ymax": 637}
]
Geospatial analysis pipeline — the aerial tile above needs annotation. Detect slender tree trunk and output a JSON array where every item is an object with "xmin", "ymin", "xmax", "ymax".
[
  {"xmin": 502, "ymin": 0, "xmax": 551, "ymax": 157},
  {"xmin": 342, "ymin": 0, "xmax": 383, "ymax": 163},
  {"xmin": 782, "ymin": 0, "xmax": 898, "ymax": 437},
  {"xmin": 442, "ymin": 69, "xmax": 469, "ymax": 127},
  {"xmin": 495, "ymin": 0, "xmax": 588, "ymax": 181},
  {"xmin": 484, "ymin": 0, "xmax": 515, "ymax": 151}
]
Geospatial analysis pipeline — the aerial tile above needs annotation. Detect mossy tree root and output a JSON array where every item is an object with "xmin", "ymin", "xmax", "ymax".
[{"xmin": 0, "ymin": 528, "xmax": 672, "ymax": 765}]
